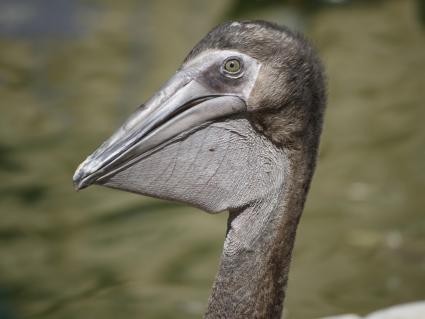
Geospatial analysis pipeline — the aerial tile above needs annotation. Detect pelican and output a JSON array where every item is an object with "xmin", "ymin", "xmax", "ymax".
[{"xmin": 73, "ymin": 21, "xmax": 424, "ymax": 319}]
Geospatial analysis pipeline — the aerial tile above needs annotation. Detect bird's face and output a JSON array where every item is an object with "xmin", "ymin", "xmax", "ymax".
[
  {"xmin": 73, "ymin": 21, "xmax": 324, "ymax": 213},
  {"xmin": 73, "ymin": 48, "xmax": 287, "ymax": 212}
]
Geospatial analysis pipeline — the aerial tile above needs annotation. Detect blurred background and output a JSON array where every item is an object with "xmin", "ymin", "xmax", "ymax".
[{"xmin": 0, "ymin": 0, "xmax": 424, "ymax": 318}]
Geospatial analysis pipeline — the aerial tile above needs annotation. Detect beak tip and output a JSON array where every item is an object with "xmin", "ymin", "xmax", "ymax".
[
  {"xmin": 73, "ymin": 181, "xmax": 87, "ymax": 191},
  {"xmin": 73, "ymin": 167, "xmax": 90, "ymax": 191}
]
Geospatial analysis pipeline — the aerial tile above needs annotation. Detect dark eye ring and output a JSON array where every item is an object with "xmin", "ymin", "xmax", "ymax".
[{"xmin": 222, "ymin": 58, "xmax": 243, "ymax": 77}]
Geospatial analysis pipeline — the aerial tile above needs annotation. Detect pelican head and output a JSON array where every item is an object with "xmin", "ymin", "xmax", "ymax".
[{"xmin": 73, "ymin": 20, "xmax": 325, "ymax": 214}]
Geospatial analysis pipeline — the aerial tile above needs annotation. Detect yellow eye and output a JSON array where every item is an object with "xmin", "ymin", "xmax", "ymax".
[{"xmin": 224, "ymin": 59, "xmax": 241, "ymax": 74}]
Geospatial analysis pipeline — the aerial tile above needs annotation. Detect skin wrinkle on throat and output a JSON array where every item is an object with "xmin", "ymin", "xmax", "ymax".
[
  {"xmin": 225, "ymin": 169, "xmax": 286, "ymax": 254},
  {"xmin": 206, "ymin": 150, "xmax": 294, "ymax": 318}
]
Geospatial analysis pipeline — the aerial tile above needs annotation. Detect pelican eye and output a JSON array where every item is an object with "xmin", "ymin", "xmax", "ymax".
[{"xmin": 223, "ymin": 58, "xmax": 241, "ymax": 74}]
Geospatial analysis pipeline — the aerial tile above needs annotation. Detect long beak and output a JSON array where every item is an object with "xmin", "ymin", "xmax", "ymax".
[{"xmin": 73, "ymin": 70, "xmax": 246, "ymax": 190}]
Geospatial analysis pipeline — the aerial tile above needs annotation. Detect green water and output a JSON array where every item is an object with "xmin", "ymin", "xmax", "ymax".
[{"xmin": 0, "ymin": 1, "xmax": 424, "ymax": 318}]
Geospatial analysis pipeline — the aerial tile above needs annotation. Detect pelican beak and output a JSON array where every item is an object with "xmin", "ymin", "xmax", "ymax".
[{"xmin": 73, "ymin": 70, "xmax": 247, "ymax": 190}]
